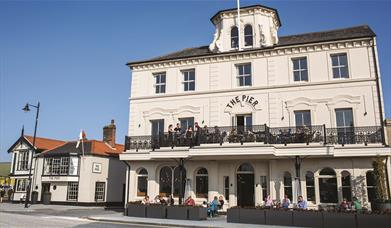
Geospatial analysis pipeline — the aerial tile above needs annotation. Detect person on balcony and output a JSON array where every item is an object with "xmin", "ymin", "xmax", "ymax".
[
  {"xmin": 174, "ymin": 123, "xmax": 182, "ymax": 145},
  {"xmin": 194, "ymin": 122, "xmax": 201, "ymax": 146},
  {"xmin": 186, "ymin": 126, "xmax": 193, "ymax": 147},
  {"xmin": 168, "ymin": 124, "xmax": 174, "ymax": 148},
  {"xmin": 281, "ymin": 195, "xmax": 291, "ymax": 209}
]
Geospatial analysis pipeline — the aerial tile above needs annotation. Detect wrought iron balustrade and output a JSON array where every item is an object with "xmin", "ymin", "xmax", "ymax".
[{"xmin": 124, "ymin": 125, "xmax": 384, "ymax": 151}]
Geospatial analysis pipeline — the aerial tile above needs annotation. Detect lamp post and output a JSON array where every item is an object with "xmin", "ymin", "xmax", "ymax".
[{"xmin": 22, "ymin": 102, "xmax": 40, "ymax": 208}]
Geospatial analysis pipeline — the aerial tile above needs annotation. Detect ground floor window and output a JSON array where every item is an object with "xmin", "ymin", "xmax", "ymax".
[
  {"xmin": 67, "ymin": 182, "xmax": 78, "ymax": 201},
  {"xmin": 224, "ymin": 176, "xmax": 229, "ymax": 201},
  {"xmin": 16, "ymin": 179, "xmax": 29, "ymax": 192},
  {"xmin": 195, "ymin": 168, "xmax": 208, "ymax": 198},
  {"xmin": 260, "ymin": 176, "xmax": 268, "ymax": 200},
  {"xmin": 305, "ymin": 171, "xmax": 315, "ymax": 202},
  {"xmin": 137, "ymin": 168, "xmax": 148, "ymax": 197},
  {"xmin": 159, "ymin": 166, "xmax": 186, "ymax": 197},
  {"xmin": 283, "ymin": 172, "xmax": 292, "ymax": 200},
  {"xmin": 366, "ymin": 171, "xmax": 376, "ymax": 203},
  {"xmin": 95, "ymin": 182, "xmax": 105, "ymax": 202},
  {"xmin": 319, "ymin": 168, "xmax": 338, "ymax": 203},
  {"xmin": 341, "ymin": 171, "xmax": 352, "ymax": 201}
]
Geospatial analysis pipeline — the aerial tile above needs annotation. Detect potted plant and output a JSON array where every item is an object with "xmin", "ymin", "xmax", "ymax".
[
  {"xmin": 126, "ymin": 201, "xmax": 146, "ymax": 217},
  {"xmin": 371, "ymin": 157, "xmax": 391, "ymax": 211}
]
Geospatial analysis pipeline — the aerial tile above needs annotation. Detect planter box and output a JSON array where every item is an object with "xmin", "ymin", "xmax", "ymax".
[
  {"xmin": 265, "ymin": 210, "xmax": 293, "ymax": 226},
  {"xmin": 322, "ymin": 212, "xmax": 356, "ymax": 228},
  {"xmin": 293, "ymin": 210, "xmax": 323, "ymax": 228},
  {"xmin": 188, "ymin": 207, "xmax": 207, "ymax": 220},
  {"xmin": 127, "ymin": 204, "xmax": 146, "ymax": 217},
  {"xmin": 146, "ymin": 205, "xmax": 166, "ymax": 219},
  {"xmin": 166, "ymin": 206, "xmax": 188, "ymax": 220},
  {"xmin": 357, "ymin": 213, "xmax": 391, "ymax": 228},
  {"xmin": 42, "ymin": 192, "xmax": 51, "ymax": 205},
  {"xmin": 227, "ymin": 208, "xmax": 240, "ymax": 223},
  {"xmin": 239, "ymin": 208, "xmax": 266, "ymax": 225}
]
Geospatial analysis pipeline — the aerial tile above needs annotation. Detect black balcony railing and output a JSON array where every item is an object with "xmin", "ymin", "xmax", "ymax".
[{"xmin": 124, "ymin": 125, "xmax": 384, "ymax": 151}]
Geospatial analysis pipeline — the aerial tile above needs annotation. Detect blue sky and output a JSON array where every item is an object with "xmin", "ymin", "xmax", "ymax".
[{"xmin": 0, "ymin": 0, "xmax": 390, "ymax": 162}]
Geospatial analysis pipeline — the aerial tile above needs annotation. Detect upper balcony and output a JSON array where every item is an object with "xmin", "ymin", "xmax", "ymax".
[{"xmin": 124, "ymin": 125, "xmax": 384, "ymax": 151}]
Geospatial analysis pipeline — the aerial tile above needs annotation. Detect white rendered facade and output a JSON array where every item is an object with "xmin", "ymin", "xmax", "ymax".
[{"xmin": 121, "ymin": 5, "xmax": 390, "ymax": 209}]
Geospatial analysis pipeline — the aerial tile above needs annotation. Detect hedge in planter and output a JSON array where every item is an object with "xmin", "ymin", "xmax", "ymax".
[
  {"xmin": 322, "ymin": 211, "xmax": 356, "ymax": 228},
  {"xmin": 166, "ymin": 206, "xmax": 188, "ymax": 220},
  {"xmin": 146, "ymin": 204, "xmax": 167, "ymax": 218},
  {"xmin": 188, "ymin": 206, "xmax": 207, "ymax": 220},
  {"xmin": 127, "ymin": 203, "xmax": 146, "ymax": 217},
  {"xmin": 265, "ymin": 209, "xmax": 293, "ymax": 226},
  {"xmin": 239, "ymin": 208, "xmax": 266, "ymax": 225},
  {"xmin": 292, "ymin": 210, "xmax": 322, "ymax": 228}
]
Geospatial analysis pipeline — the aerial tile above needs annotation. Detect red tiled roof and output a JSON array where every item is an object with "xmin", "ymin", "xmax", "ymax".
[
  {"xmin": 89, "ymin": 140, "xmax": 124, "ymax": 156},
  {"xmin": 24, "ymin": 135, "xmax": 65, "ymax": 152}
]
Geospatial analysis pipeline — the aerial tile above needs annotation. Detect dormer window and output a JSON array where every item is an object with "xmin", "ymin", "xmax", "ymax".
[
  {"xmin": 244, "ymin": 25, "xmax": 253, "ymax": 46},
  {"xmin": 231, "ymin": 26, "xmax": 239, "ymax": 48}
]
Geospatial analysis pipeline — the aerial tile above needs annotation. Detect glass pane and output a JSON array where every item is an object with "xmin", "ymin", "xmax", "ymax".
[
  {"xmin": 184, "ymin": 83, "xmax": 188, "ymax": 91},
  {"xmin": 184, "ymin": 73, "xmax": 188, "ymax": 81},
  {"xmin": 306, "ymin": 172, "xmax": 314, "ymax": 186},
  {"xmin": 161, "ymin": 75, "xmax": 166, "ymax": 83},
  {"xmin": 231, "ymin": 27, "xmax": 238, "ymax": 36},
  {"xmin": 320, "ymin": 168, "xmax": 336, "ymax": 175},
  {"xmin": 366, "ymin": 172, "xmax": 376, "ymax": 186},
  {"xmin": 339, "ymin": 54, "xmax": 348, "ymax": 66},
  {"xmin": 173, "ymin": 167, "xmax": 186, "ymax": 197},
  {"xmin": 159, "ymin": 166, "xmax": 172, "ymax": 197},
  {"xmin": 293, "ymin": 71, "xmax": 300, "ymax": 81},
  {"xmin": 293, "ymin": 59, "xmax": 300, "ymax": 70},
  {"xmin": 333, "ymin": 68, "xmax": 340, "ymax": 78},
  {"xmin": 244, "ymin": 64, "xmax": 251, "ymax": 75},
  {"xmin": 301, "ymin": 70, "xmax": 308, "ymax": 81},
  {"xmin": 307, "ymin": 187, "xmax": 315, "ymax": 201},
  {"xmin": 331, "ymin": 55, "xmax": 338, "ymax": 66},
  {"xmin": 189, "ymin": 82, "xmax": 195, "ymax": 91},
  {"xmin": 319, "ymin": 178, "xmax": 338, "ymax": 203},
  {"xmin": 155, "ymin": 86, "xmax": 159, "ymax": 94},
  {"xmin": 238, "ymin": 65, "xmax": 244, "ymax": 75},
  {"xmin": 300, "ymin": 58, "xmax": 307, "ymax": 69},
  {"xmin": 340, "ymin": 67, "xmax": 349, "ymax": 78},
  {"xmin": 283, "ymin": 173, "xmax": 292, "ymax": 186},
  {"xmin": 245, "ymin": 36, "xmax": 253, "ymax": 46},
  {"xmin": 196, "ymin": 176, "xmax": 208, "ymax": 198},
  {"xmin": 245, "ymin": 76, "xmax": 252, "ymax": 86},
  {"xmin": 137, "ymin": 176, "xmax": 147, "ymax": 196},
  {"xmin": 295, "ymin": 112, "xmax": 303, "ymax": 126},
  {"xmin": 245, "ymin": 116, "xmax": 252, "ymax": 127},
  {"xmin": 189, "ymin": 71, "xmax": 195, "ymax": 80},
  {"xmin": 237, "ymin": 163, "xmax": 254, "ymax": 172},
  {"xmin": 303, "ymin": 111, "xmax": 311, "ymax": 126},
  {"xmin": 161, "ymin": 85, "xmax": 165, "ymax": 93},
  {"xmin": 239, "ymin": 77, "xmax": 244, "ymax": 86},
  {"xmin": 344, "ymin": 109, "xmax": 353, "ymax": 126},
  {"xmin": 342, "ymin": 175, "xmax": 350, "ymax": 186},
  {"xmin": 336, "ymin": 110, "xmax": 345, "ymax": 127}
]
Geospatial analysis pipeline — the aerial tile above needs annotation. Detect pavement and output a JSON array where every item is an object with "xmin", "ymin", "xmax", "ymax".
[{"xmin": 0, "ymin": 202, "xmax": 294, "ymax": 228}]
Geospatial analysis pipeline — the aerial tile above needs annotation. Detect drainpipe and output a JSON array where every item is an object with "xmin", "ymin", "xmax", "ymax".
[{"xmin": 122, "ymin": 161, "xmax": 131, "ymax": 216}]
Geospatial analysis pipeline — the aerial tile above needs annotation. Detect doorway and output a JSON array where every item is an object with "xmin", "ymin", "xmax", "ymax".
[
  {"xmin": 236, "ymin": 163, "xmax": 255, "ymax": 207},
  {"xmin": 41, "ymin": 183, "xmax": 50, "ymax": 202},
  {"xmin": 235, "ymin": 114, "xmax": 252, "ymax": 134}
]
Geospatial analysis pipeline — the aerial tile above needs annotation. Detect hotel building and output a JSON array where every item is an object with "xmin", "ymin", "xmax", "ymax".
[{"xmin": 121, "ymin": 5, "xmax": 391, "ymax": 209}]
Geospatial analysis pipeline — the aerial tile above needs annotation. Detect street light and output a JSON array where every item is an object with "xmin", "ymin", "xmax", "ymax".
[{"xmin": 22, "ymin": 102, "xmax": 40, "ymax": 208}]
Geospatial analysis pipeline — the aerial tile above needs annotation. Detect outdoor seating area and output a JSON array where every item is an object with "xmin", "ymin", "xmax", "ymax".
[{"xmin": 125, "ymin": 124, "xmax": 383, "ymax": 151}]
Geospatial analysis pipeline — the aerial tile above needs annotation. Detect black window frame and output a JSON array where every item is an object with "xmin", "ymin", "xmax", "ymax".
[{"xmin": 95, "ymin": 182, "xmax": 106, "ymax": 202}]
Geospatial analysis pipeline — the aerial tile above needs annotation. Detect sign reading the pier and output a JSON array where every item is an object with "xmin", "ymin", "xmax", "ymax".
[{"xmin": 225, "ymin": 95, "xmax": 259, "ymax": 109}]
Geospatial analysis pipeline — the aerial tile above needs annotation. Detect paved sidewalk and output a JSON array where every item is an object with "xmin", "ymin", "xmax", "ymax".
[{"xmin": 87, "ymin": 213, "xmax": 294, "ymax": 228}]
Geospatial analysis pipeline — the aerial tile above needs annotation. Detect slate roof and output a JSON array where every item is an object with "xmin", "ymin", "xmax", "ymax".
[
  {"xmin": 40, "ymin": 140, "xmax": 124, "ymax": 157},
  {"xmin": 127, "ymin": 25, "xmax": 375, "ymax": 67}
]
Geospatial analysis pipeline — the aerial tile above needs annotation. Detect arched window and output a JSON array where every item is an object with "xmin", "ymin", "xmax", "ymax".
[
  {"xmin": 137, "ymin": 168, "xmax": 148, "ymax": 197},
  {"xmin": 244, "ymin": 25, "xmax": 253, "ymax": 46},
  {"xmin": 159, "ymin": 166, "xmax": 173, "ymax": 197},
  {"xmin": 237, "ymin": 163, "xmax": 254, "ymax": 173},
  {"xmin": 305, "ymin": 171, "xmax": 315, "ymax": 202},
  {"xmin": 366, "ymin": 171, "xmax": 376, "ymax": 203},
  {"xmin": 195, "ymin": 168, "xmax": 208, "ymax": 198},
  {"xmin": 283, "ymin": 172, "xmax": 292, "ymax": 200},
  {"xmin": 231, "ymin": 26, "xmax": 239, "ymax": 48},
  {"xmin": 319, "ymin": 168, "xmax": 337, "ymax": 203},
  {"xmin": 341, "ymin": 171, "xmax": 352, "ymax": 201},
  {"xmin": 173, "ymin": 166, "xmax": 186, "ymax": 198}
]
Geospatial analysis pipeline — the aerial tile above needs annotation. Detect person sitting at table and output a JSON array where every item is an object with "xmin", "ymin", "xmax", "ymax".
[
  {"xmin": 339, "ymin": 198, "xmax": 350, "ymax": 211},
  {"xmin": 184, "ymin": 196, "xmax": 195, "ymax": 206},
  {"xmin": 218, "ymin": 195, "xmax": 224, "ymax": 210},
  {"xmin": 352, "ymin": 196, "xmax": 362, "ymax": 211},
  {"xmin": 281, "ymin": 195, "xmax": 291, "ymax": 209},
  {"xmin": 297, "ymin": 195, "xmax": 307, "ymax": 209},
  {"xmin": 141, "ymin": 195, "xmax": 150, "ymax": 204},
  {"xmin": 264, "ymin": 195, "xmax": 273, "ymax": 208}
]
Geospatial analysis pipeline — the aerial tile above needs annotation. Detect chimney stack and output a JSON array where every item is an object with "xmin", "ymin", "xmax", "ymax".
[{"xmin": 103, "ymin": 119, "xmax": 116, "ymax": 147}]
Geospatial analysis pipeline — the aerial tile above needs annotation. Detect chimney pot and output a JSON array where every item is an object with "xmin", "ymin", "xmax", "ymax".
[{"xmin": 103, "ymin": 120, "xmax": 116, "ymax": 147}]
